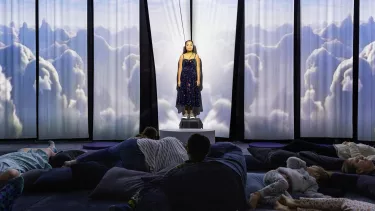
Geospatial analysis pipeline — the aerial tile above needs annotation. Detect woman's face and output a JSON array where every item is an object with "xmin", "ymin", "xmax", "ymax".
[{"xmin": 185, "ymin": 41, "xmax": 193, "ymax": 52}]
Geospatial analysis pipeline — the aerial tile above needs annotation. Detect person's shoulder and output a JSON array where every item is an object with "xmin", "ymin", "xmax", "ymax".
[{"xmin": 195, "ymin": 53, "xmax": 200, "ymax": 58}]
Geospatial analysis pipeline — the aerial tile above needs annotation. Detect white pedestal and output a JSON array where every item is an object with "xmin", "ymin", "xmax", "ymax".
[{"xmin": 159, "ymin": 129, "xmax": 215, "ymax": 145}]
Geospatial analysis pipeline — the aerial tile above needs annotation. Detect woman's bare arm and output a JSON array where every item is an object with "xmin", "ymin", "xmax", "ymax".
[
  {"xmin": 196, "ymin": 54, "xmax": 201, "ymax": 86},
  {"xmin": 178, "ymin": 55, "xmax": 183, "ymax": 86}
]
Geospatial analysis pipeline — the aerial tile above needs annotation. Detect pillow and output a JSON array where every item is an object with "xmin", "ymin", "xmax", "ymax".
[
  {"xmin": 356, "ymin": 175, "xmax": 375, "ymax": 200},
  {"xmin": 90, "ymin": 167, "xmax": 150, "ymax": 200},
  {"xmin": 21, "ymin": 169, "xmax": 48, "ymax": 192},
  {"xmin": 268, "ymin": 149, "xmax": 301, "ymax": 167},
  {"xmin": 247, "ymin": 147, "xmax": 318, "ymax": 170},
  {"xmin": 247, "ymin": 147, "xmax": 273, "ymax": 164},
  {"xmin": 245, "ymin": 173, "xmax": 265, "ymax": 199},
  {"xmin": 247, "ymin": 147, "xmax": 300, "ymax": 169},
  {"xmin": 244, "ymin": 155, "xmax": 272, "ymax": 171},
  {"xmin": 33, "ymin": 168, "xmax": 73, "ymax": 192},
  {"xmin": 70, "ymin": 161, "xmax": 110, "ymax": 190},
  {"xmin": 298, "ymin": 151, "xmax": 344, "ymax": 170}
]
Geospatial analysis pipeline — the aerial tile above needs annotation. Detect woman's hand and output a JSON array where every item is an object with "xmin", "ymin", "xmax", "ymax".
[
  {"xmin": 178, "ymin": 81, "xmax": 181, "ymax": 87},
  {"xmin": 196, "ymin": 80, "xmax": 200, "ymax": 86}
]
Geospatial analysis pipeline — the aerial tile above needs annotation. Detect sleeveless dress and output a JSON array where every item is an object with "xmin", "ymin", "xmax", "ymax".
[{"xmin": 176, "ymin": 55, "xmax": 202, "ymax": 109}]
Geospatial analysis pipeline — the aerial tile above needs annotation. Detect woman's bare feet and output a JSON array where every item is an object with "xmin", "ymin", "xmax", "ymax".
[
  {"xmin": 274, "ymin": 201, "xmax": 293, "ymax": 211},
  {"xmin": 63, "ymin": 160, "xmax": 77, "ymax": 167},
  {"xmin": 48, "ymin": 140, "xmax": 57, "ymax": 153},
  {"xmin": 278, "ymin": 194, "xmax": 298, "ymax": 209},
  {"xmin": 249, "ymin": 192, "xmax": 261, "ymax": 209}
]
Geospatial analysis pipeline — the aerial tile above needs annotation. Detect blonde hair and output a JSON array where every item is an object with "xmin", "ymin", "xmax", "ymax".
[
  {"xmin": 341, "ymin": 160, "xmax": 357, "ymax": 174},
  {"xmin": 309, "ymin": 165, "xmax": 329, "ymax": 182}
]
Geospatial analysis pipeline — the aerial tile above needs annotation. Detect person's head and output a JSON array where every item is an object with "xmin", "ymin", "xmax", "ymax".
[
  {"xmin": 183, "ymin": 40, "xmax": 197, "ymax": 54},
  {"xmin": 342, "ymin": 157, "xmax": 375, "ymax": 174},
  {"xmin": 306, "ymin": 165, "xmax": 329, "ymax": 183},
  {"xmin": 186, "ymin": 134, "xmax": 211, "ymax": 162},
  {"xmin": 140, "ymin": 127, "xmax": 158, "ymax": 140},
  {"xmin": 49, "ymin": 152, "xmax": 72, "ymax": 168}
]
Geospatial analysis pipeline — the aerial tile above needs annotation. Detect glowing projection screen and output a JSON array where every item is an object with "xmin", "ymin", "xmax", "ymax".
[
  {"xmin": 300, "ymin": 0, "xmax": 353, "ymax": 138},
  {"xmin": 148, "ymin": 0, "xmax": 191, "ymax": 131},
  {"xmin": 192, "ymin": 0, "xmax": 238, "ymax": 138},
  {"xmin": 244, "ymin": 0, "xmax": 294, "ymax": 139},
  {"xmin": 93, "ymin": 0, "xmax": 140, "ymax": 139},
  {"xmin": 39, "ymin": 0, "xmax": 88, "ymax": 139},
  {"xmin": 0, "ymin": 0, "xmax": 36, "ymax": 138},
  {"xmin": 358, "ymin": 0, "xmax": 375, "ymax": 141}
]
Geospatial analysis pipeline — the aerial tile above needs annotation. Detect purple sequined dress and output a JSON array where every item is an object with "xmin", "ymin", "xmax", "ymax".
[{"xmin": 176, "ymin": 58, "xmax": 202, "ymax": 110}]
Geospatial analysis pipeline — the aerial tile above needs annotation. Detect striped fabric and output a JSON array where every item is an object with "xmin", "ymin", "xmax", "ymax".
[{"xmin": 137, "ymin": 137, "xmax": 188, "ymax": 173}]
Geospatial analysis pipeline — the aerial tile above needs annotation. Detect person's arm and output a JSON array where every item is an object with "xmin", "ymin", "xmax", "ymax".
[
  {"xmin": 286, "ymin": 157, "xmax": 307, "ymax": 169},
  {"xmin": 327, "ymin": 173, "xmax": 358, "ymax": 191},
  {"xmin": 178, "ymin": 55, "xmax": 183, "ymax": 87},
  {"xmin": 196, "ymin": 54, "xmax": 201, "ymax": 86},
  {"xmin": 348, "ymin": 142, "xmax": 362, "ymax": 158},
  {"xmin": 75, "ymin": 148, "xmax": 112, "ymax": 164},
  {"xmin": 303, "ymin": 184, "xmax": 331, "ymax": 198}
]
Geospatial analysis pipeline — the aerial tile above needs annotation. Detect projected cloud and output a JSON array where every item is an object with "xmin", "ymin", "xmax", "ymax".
[
  {"xmin": 93, "ymin": 0, "xmax": 140, "ymax": 139},
  {"xmin": 358, "ymin": 41, "xmax": 375, "ymax": 140},
  {"xmin": 245, "ymin": 0, "xmax": 294, "ymax": 139},
  {"xmin": 0, "ymin": 65, "xmax": 23, "ymax": 138}
]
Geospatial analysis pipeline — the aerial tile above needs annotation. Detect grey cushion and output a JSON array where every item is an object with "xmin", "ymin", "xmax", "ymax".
[{"xmin": 90, "ymin": 167, "xmax": 149, "ymax": 200}]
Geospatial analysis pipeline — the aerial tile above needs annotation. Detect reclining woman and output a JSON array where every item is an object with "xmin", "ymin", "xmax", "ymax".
[
  {"xmin": 282, "ymin": 140, "xmax": 375, "ymax": 159},
  {"xmin": 64, "ymin": 127, "xmax": 188, "ymax": 173},
  {"xmin": 249, "ymin": 157, "xmax": 330, "ymax": 210},
  {"xmin": 0, "ymin": 141, "xmax": 57, "ymax": 182}
]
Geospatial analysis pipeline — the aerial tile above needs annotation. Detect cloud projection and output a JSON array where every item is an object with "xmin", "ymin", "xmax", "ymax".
[
  {"xmin": 0, "ymin": 0, "xmax": 140, "ymax": 139},
  {"xmin": 245, "ymin": 0, "xmax": 294, "ymax": 139}
]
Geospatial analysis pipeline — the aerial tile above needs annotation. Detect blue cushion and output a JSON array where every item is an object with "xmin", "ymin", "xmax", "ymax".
[
  {"xmin": 71, "ymin": 161, "xmax": 110, "ymax": 189},
  {"xmin": 248, "ymin": 142, "xmax": 286, "ymax": 148},
  {"xmin": 245, "ymin": 173, "xmax": 265, "ymax": 199},
  {"xmin": 33, "ymin": 167, "xmax": 73, "ymax": 191}
]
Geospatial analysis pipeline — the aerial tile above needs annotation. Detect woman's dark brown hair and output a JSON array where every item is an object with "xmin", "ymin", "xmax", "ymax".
[{"xmin": 139, "ymin": 126, "xmax": 158, "ymax": 140}]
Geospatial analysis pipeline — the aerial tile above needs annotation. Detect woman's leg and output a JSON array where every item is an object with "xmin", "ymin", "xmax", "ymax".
[
  {"xmin": 73, "ymin": 148, "xmax": 115, "ymax": 167},
  {"xmin": 19, "ymin": 141, "xmax": 57, "ymax": 159},
  {"xmin": 249, "ymin": 170, "xmax": 289, "ymax": 208},
  {"xmin": 282, "ymin": 140, "xmax": 337, "ymax": 157},
  {"xmin": 109, "ymin": 138, "xmax": 149, "ymax": 172},
  {"xmin": 342, "ymin": 199, "xmax": 375, "ymax": 210},
  {"xmin": 183, "ymin": 106, "xmax": 189, "ymax": 118},
  {"xmin": 0, "ymin": 176, "xmax": 24, "ymax": 211},
  {"xmin": 279, "ymin": 195, "xmax": 344, "ymax": 211},
  {"xmin": 0, "ymin": 169, "xmax": 20, "ymax": 182}
]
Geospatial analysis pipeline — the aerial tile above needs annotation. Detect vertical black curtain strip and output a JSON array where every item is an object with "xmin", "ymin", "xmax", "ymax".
[
  {"xmin": 87, "ymin": 0, "xmax": 94, "ymax": 141},
  {"xmin": 190, "ymin": 0, "xmax": 193, "ymax": 40},
  {"xmin": 352, "ymin": 0, "xmax": 360, "ymax": 141},
  {"xmin": 293, "ymin": 0, "xmax": 301, "ymax": 139},
  {"xmin": 229, "ymin": 0, "xmax": 244, "ymax": 141},
  {"xmin": 139, "ymin": 0, "xmax": 159, "ymax": 132},
  {"xmin": 35, "ymin": 0, "xmax": 39, "ymax": 141}
]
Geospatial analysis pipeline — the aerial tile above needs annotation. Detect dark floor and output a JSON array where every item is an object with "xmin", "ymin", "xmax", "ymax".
[{"xmin": 0, "ymin": 141, "xmax": 251, "ymax": 156}]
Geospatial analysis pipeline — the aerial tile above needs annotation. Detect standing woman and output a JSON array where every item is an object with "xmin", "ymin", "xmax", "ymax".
[{"xmin": 176, "ymin": 40, "xmax": 203, "ymax": 119}]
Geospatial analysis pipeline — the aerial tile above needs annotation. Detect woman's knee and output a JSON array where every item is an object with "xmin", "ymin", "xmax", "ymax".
[
  {"xmin": 0, "ymin": 169, "xmax": 20, "ymax": 180},
  {"xmin": 7, "ymin": 169, "xmax": 20, "ymax": 178}
]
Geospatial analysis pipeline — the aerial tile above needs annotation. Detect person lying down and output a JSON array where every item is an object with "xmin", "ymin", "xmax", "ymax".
[
  {"xmin": 249, "ymin": 157, "xmax": 330, "ymax": 210},
  {"xmin": 0, "ymin": 141, "xmax": 57, "ymax": 183}
]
